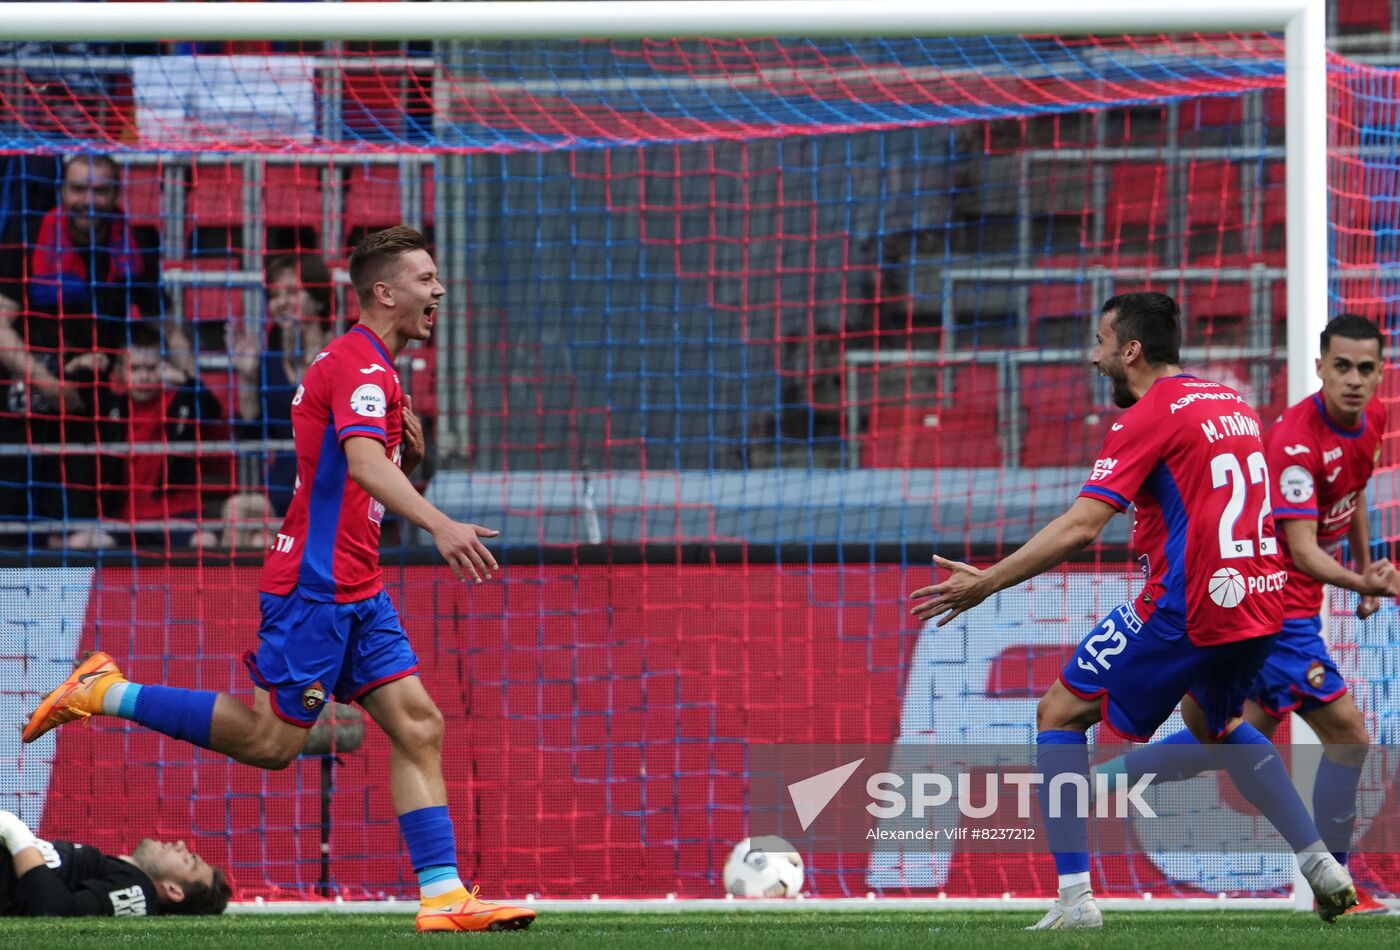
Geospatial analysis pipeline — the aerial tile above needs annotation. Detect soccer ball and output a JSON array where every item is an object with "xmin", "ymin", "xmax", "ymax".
[{"xmin": 722, "ymin": 837, "xmax": 804, "ymax": 898}]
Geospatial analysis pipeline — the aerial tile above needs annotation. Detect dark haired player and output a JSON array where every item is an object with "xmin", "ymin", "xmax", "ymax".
[
  {"xmin": 0, "ymin": 810, "xmax": 228, "ymax": 917},
  {"xmin": 1106, "ymin": 313, "xmax": 1399, "ymax": 915},
  {"xmin": 911, "ymin": 292, "xmax": 1357, "ymax": 928}
]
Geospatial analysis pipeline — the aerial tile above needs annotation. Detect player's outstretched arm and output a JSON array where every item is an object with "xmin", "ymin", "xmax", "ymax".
[
  {"xmin": 344, "ymin": 436, "xmax": 499, "ymax": 582},
  {"xmin": 1282, "ymin": 517, "xmax": 1399, "ymax": 610},
  {"xmin": 910, "ymin": 496, "xmax": 1116, "ymax": 627}
]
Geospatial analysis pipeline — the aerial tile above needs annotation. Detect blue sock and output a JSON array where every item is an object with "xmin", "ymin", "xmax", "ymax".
[
  {"xmin": 1122, "ymin": 727, "xmax": 1218, "ymax": 783},
  {"xmin": 1037, "ymin": 729, "xmax": 1090, "ymax": 876},
  {"xmin": 399, "ymin": 805, "xmax": 462, "ymax": 896},
  {"xmin": 128, "ymin": 685, "xmax": 218, "ymax": 748},
  {"xmin": 1313, "ymin": 756, "xmax": 1363, "ymax": 865},
  {"xmin": 1220, "ymin": 723, "xmax": 1322, "ymax": 852}
]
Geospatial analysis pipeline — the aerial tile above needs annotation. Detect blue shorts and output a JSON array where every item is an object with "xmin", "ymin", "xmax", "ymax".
[
  {"xmin": 1059, "ymin": 602, "xmax": 1277, "ymax": 742},
  {"xmin": 1248, "ymin": 614, "xmax": 1348, "ymax": 719},
  {"xmin": 244, "ymin": 590, "xmax": 419, "ymax": 727}
]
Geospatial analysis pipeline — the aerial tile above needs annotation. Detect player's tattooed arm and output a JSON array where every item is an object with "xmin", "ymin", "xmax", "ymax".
[{"xmin": 910, "ymin": 496, "xmax": 1115, "ymax": 627}]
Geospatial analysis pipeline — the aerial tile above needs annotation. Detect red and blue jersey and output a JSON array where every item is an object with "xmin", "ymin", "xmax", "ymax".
[
  {"xmin": 1266, "ymin": 394, "xmax": 1385, "ymax": 619},
  {"xmin": 1078, "ymin": 375, "xmax": 1286, "ymax": 647},
  {"xmin": 260, "ymin": 325, "xmax": 403, "ymax": 603}
]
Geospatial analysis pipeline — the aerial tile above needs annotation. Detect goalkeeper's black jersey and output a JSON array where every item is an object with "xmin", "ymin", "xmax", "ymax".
[{"xmin": 0, "ymin": 839, "xmax": 159, "ymax": 917}]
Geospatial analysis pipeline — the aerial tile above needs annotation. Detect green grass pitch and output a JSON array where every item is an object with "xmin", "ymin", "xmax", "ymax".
[{"xmin": 0, "ymin": 911, "xmax": 1396, "ymax": 949}]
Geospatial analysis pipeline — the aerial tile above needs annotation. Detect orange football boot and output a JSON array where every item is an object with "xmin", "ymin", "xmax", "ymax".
[
  {"xmin": 415, "ymin": 886, "xmax": 536, "ymax": 932},
  {"xmin": 22, "ymin": 652, "xmax": 124, "ymax": 743},
  {"xmin": 1344, "ymin": 887, "xmax": 1398, "ymax": 916}
]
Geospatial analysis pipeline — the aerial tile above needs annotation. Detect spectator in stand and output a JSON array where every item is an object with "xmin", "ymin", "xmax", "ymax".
[
  {"xmin": 63, "ymin": 323, "xmax": 228, "ymax": 551},
  {"xmin": 229, "ymin": 251, "xmax": 334, "ymax": 516},
  {"xmin": 0, "ymin": 153, "xmax": 193, "ymax": 548}
]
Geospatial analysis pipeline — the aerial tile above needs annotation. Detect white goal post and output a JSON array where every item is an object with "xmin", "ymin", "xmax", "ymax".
[{"xmin": 1, "ymin": 0, "xmax": 1329, "ymax": 913}]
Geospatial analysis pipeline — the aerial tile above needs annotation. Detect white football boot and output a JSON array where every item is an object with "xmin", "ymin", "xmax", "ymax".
[
  {"xmin": 1026, "ymin": 896, "xmax": 1102, "ymax": 930},
  {"xmin": 1299, "ymin": 851, "xmax": 1359, "ymax": 923}
]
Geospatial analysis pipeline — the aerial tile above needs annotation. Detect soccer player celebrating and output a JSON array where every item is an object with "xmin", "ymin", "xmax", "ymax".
[
  {"xmin": 0, "ymin": 810, "xmax": 229, "ymax": 917},
  {"xmin": 22, "ymin": 227, "xmax": 535, "ymax": 933},
  {"xmin": 910, "ymin": 292, "xmax": 1357, "ymax": 929},
  {"xmin": 1106, "ymin": 313, "xmax": 1399, "ymax": 914}
]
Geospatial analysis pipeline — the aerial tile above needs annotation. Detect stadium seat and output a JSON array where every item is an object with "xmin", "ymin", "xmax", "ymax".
[
  {"xmin": 1018, "ymin": 363, "xmax": 1113, "ymax": 468},
  {"xmin": 175, "ymin": 257, "xmax": 248, "ymax": 324},
  {"xmin": 862, "ymin": 365, "xmax": 1001, "ymax": 467},
  {"xmin": 1027, "ymin": 281, "xmax": 1094, "ymax": 345},
  {"xmin": 1183, "ymin": 281, "xmax": 1251, "ymax": 346},
  {"xmin": 1336, "ymin": 0, "xmax": 1391, "ymax": 33},
  {"xmin": 188, "ymin": 163, "xmax": 245, "ymax": 229},
  {"xmin": 345, "ymin": 165, "xmax": 401, "ymax": 231},
  {"xmin": 264, "ymin": 164, "xmax": 325, "ymax": 231},
  {"xmin": 1185, "ymin": 161, "xmax": 1242, "ymax": 246},
  {"xmin": 1105, "ymin": 162, "xmax": 1170, "ymax": 230},
  {"xmin": 1185, "ymin": 96, "xmax": 1243, "ymax": 131},
  {"xmin": 121, "ymin": 164, "xmax": 163, "ymax": 228},
  {"xmin": 1260, "ymin": 161, "xmax": 1286, "ymax": 251}
]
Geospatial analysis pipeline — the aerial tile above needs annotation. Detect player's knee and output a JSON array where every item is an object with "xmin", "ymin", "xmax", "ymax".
[
  {"xmin": 241, "ymin": 727, "xmax": 307, "ymax": 770},
  {"xmin": 393, "ymin": 700, "xmax": 444, "ymax": 752}
]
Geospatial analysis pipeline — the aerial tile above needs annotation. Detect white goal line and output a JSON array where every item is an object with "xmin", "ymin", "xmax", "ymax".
[{"xmin": 225, "ymin": 895, "xmax": 1302, "ymax": 915}]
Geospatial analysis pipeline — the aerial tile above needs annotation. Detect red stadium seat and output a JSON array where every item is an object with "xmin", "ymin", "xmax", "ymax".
[
  {"xmin": 862, "ymin": 365, "xmax": 1001, "ymax": 467},
  {"xmin": 1106, "ymin": 162, "xmax": 1169, "ymax": 230},
  {"xmin": 175, "ymin": 257, "xmax": 248, "ymax": 324},
  {"xmin": 1185, "ymin": 161, "xmax": 1241, "ymax": 232},
  {"xmin": 188, "ymin": 163, "xmax": 245, "ymax": 229},
  {"xmin": 1019, "ymin": 363, "xmax": 1117, "ymax": 468},
  {"xmin": 1337, "ymin": 0, "xmax": 1391, "ymax": 33},
  {"xmin": 1027, "ymin": 281, "xmax": 1094, "ymax": 343},
  {"xmin": 1184, "ymin": 281, "xmax": 1251, "ymax": 345},
  {"xmin": 345, "ymin": 164, "xmax": 436, "ymax": 233},
  {"xmin": 121, "ymin": 164, "xmax": 162, "ymax": 228},
  {"xmin": 264, "ymin": 164, "xmax": 324, "ymax": 231},
  {"xmin": 1186, "ymin": 96, "xmax": 1243, "ymax": 130}
]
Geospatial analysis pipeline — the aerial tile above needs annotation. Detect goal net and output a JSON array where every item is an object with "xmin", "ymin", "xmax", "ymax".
[{"xmin": 3, "ymin": 8, "xmax": 1394, "ymax": 904}]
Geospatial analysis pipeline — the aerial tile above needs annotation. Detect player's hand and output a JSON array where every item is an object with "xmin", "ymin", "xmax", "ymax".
[
  {"xmin": 0, "ymin": 811, "xmax": 36, "ymax": 854},
  {"xmin": 433, "ymin": 519, "xmax": 500, "ymax": 583},
  {"xmin": 401, "ymin": 394, "xmax": 425, "ymax": 476},
  {"xmin": 226, "ymin": 322, "xmax": 260, "ymax": 381},
  {"xmin": 909, "ymin": 555, "xmax": 994, "ymax": 627},
  {"xmin": 1357, "ymin": 595, "xmax": 1382, "ymax": 620},
  {"xmin": 1360, "ymin": 558, "xmax": 1400, "ymax": 597}
]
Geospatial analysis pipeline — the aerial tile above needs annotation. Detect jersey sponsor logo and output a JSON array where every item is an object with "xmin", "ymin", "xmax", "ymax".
[
  {"xmin": 1282, "ymin": 444, "xmax": 1310, "ymax": 456},
  {"xmin": 350, "ymin": 383, "xmax": 387, "ymax": 418},
  {"xmin": 1168, "ymin": 390, "xmax": 1239, "ymax": 413},
  {"xmin": 1208, "ymin": 567, "xmax": 1284, "ymax": 607},
  {"xmin": 1325, "ymin": 467, "xmax": 1342, "ymax": 483},
  {"xmin": 1279, "ymin": 464, "xmax": 1315, "ymax": 504},
  {"xmin": 1111, "ymin": 423, "xmax": 1125, "ymax": 431},
  {"xmin": 1208, "ymin": 567, "xmax": 1247, "ymax": 608},
  {"xmin": 302, "ymin": 683, "xmax": 326, "ymax": 711},
  {"xmin": 1322, "ymin": 446, "xmax": 1343, "ymax": 465},
  {"xmin": 359, "ymin": 363, "xmax": 389, "ymax": 375},
  {"xmin": 109, "ymin": 884, "xmax": 149, "ymax": 917},
  {"xmin": 272, "ymin": 532, "xmax": 295, "ymax": 554},
  {"xmin": 1089, "ymin": 457, "xmax": 1118, "ymax": 482},
  {"xmin": 369, "ymin": 497, "xmax": 386, "ymax": 526}
]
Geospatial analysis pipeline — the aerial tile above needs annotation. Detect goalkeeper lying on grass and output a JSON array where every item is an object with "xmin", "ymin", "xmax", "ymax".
[{"xmin": 0, "ymin": 810, "xmax": 229, "ymax": 917}]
